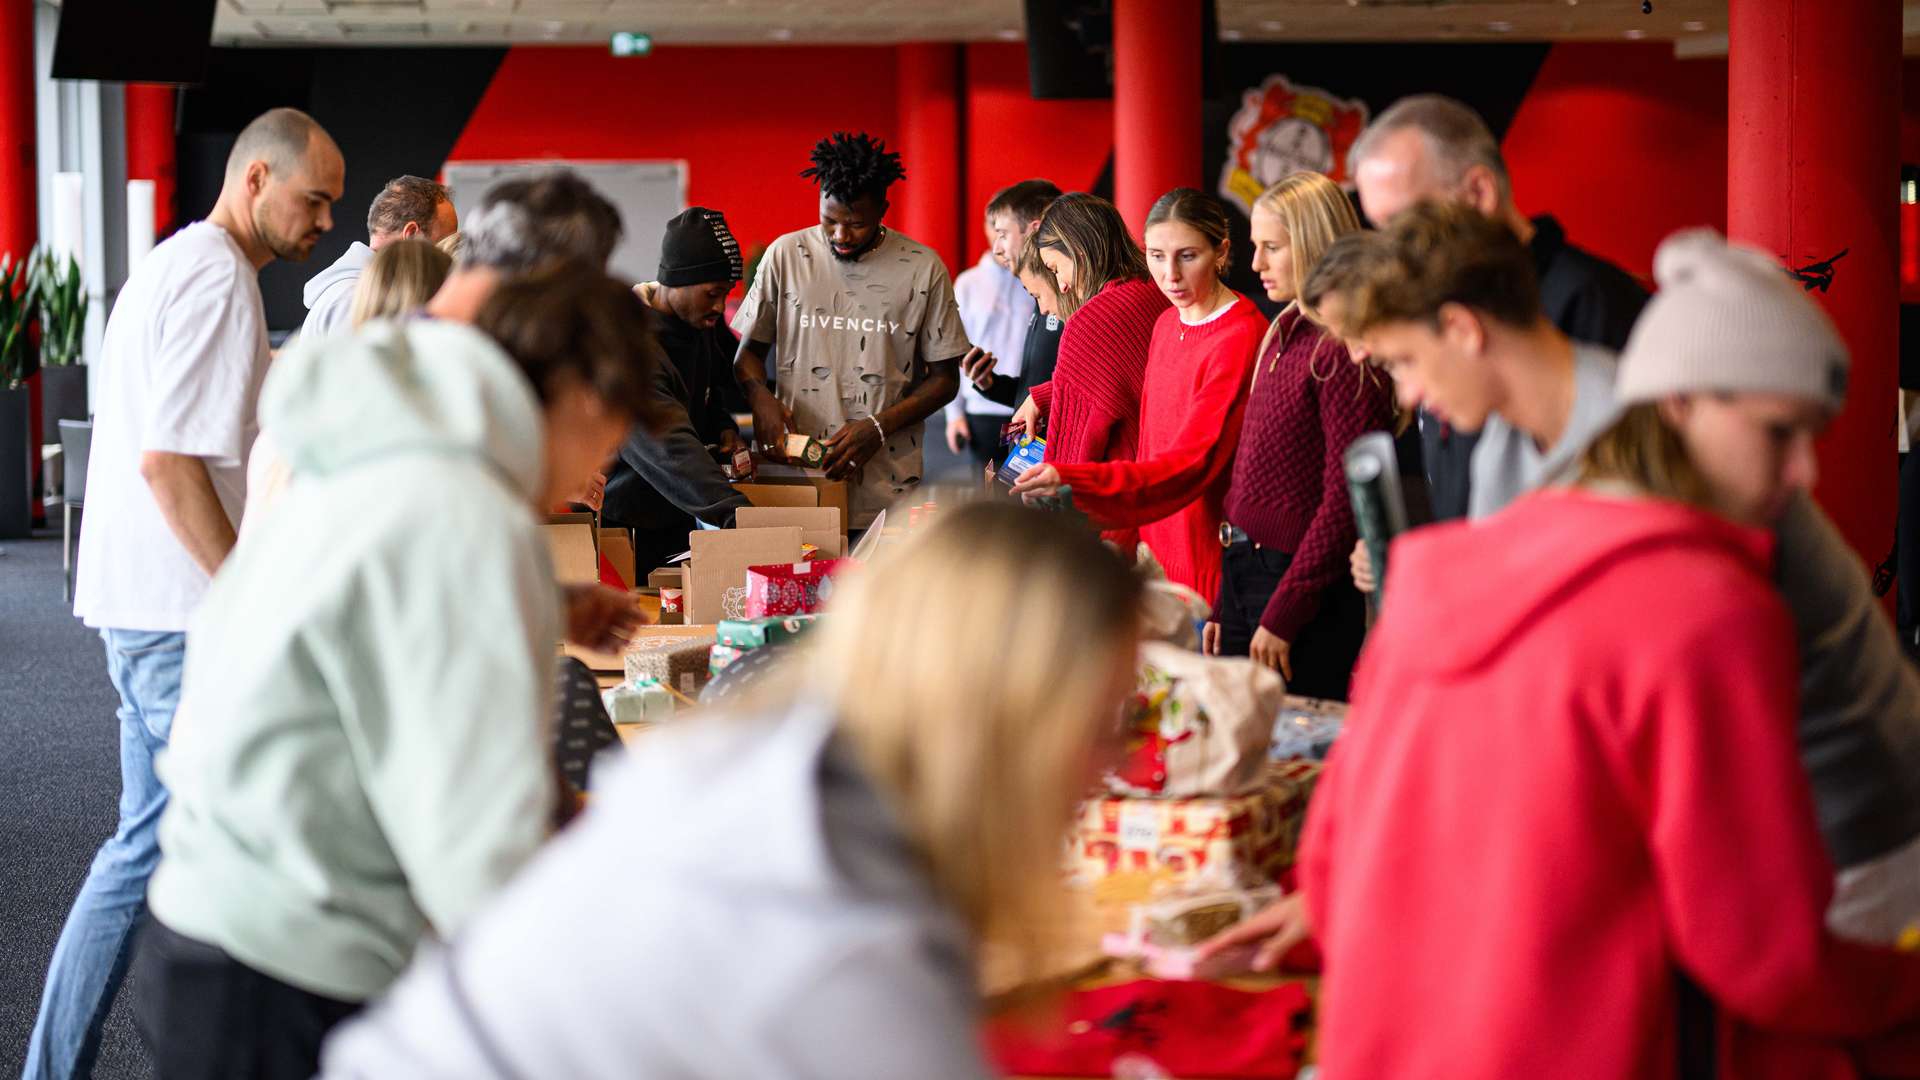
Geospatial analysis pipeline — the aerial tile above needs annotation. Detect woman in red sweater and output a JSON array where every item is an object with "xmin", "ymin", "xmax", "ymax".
[
  {"xmin": 1202, "ymin": 172, "xmax": 1391, "ymax": 698},
  {"xmin": 1014, "ymin": 188, "xmax": 1267, "ymax": 602},
  {"xmin": 1007, "ymin": 194, "xmax": 1166, "ymax": 476},
  {"xmin": 1218, "ymin": 231, "xmax": 1920, "ymax": 1078}
]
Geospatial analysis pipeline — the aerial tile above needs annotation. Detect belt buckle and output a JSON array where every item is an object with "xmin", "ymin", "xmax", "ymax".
[{"xmin": 1218, "ymin": 523, "xmax": 1234, "ymax": 549}]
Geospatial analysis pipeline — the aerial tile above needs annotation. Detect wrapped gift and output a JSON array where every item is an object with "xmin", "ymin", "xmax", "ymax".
[
  {"xmin": 1074, "ymin": 761, "xmax": 1322, "ymax": 891},
  {"xmin": 716, "ymin": 614, "xmax": 820, "ymax": 650},
  {"xmin": 744, "ymin": 559, "xmax": 849, "ymax": 618},
  {"xmin": 622, "ymin": 634, "xmax": 716, "ymax": 698},
  {"xmin": 602, "ymin": 678, "xmax": 674, "ymax": 725},
  {"xmin": 708, "ymin": 643, "xmax": 748, "ymax": 676},
  {"xmin": 1271, "ymin": 695, "xmax": 1348, "ymax": 761}
]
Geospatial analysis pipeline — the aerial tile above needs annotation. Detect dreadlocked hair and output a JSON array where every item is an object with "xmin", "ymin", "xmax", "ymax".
[{"xmin": 801, "ymin": 131, "xmax": 907, "ymax": 205}]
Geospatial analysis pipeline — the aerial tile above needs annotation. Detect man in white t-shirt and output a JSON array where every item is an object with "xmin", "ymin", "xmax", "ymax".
[{"xmin": 26, "ymin": 107, "xmax": 343, "ymax": 1080}]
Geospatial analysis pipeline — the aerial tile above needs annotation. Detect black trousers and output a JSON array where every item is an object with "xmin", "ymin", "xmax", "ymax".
[
  {"xmin": 133, "ymin": 917, "xmax": 361, "ymax": 1080},
  {"xmin": 1214, "ymin": 540, "xmax": 1367, "ymax": 702},
  {"xmin": 963, "ymin": 413, "xmax": 1010, "ymax": 470}
]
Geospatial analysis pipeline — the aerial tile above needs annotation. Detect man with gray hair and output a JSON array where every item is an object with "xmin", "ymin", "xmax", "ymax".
[
  {"xmin": 425, "ymin": 170, "xmax": 623, "ymax": 323},
  {"xmin": 299, "ymin": 174, "xmax": 457, "ymax": 340},
  {"xmin": 29, "ymin": 105, "xmax": 343, "ymax": 1080},
  {"xmin": 1348, "ymin": 93, "xmax": 1646, "ymax": 521}
]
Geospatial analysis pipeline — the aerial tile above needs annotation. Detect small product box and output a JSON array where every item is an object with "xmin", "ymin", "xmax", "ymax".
[
  {"xmin": 716, "ymin": 614, "xmax": 820, "ymax": 650},
  {"xmin": 784, "ymin": 433, "xmax": 827, "ymax": 468}
]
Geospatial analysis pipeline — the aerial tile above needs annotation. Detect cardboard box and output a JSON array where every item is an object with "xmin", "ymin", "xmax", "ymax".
[
  {"xmin": 736, "ymin": 506, "xmax": 844, "ymax": 558},
  {"xmin": 1073, "ymin": 761, "xmax": 1322, "ymax": 891},
  {"xmin": 736, "ymin": 466, "xmax": 851, "ymax": 534},
  {"xmin": 545, "ymin": 512, "xmax": 600, "ymax": 586},
  {"xmin": 685, "ymin": 527, "xmax": 804, "ymax": 624},
  {"xmin": 599, "ymin": 528, "xmax": 636, "ymax": 590},
  {"xmin": 646, "ymin": 567, "xmax": 683, "ymax": 590}
]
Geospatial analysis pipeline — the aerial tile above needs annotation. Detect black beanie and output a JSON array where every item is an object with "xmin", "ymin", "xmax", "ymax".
[{"xmin": 658, "ymin": 207, "xmax": 742, "ymax": 287}]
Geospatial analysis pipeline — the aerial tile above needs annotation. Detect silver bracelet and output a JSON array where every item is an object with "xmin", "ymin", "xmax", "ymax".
[{"xmin": 868, "ymin": 415, "xmax": 885, "ymax": 440}]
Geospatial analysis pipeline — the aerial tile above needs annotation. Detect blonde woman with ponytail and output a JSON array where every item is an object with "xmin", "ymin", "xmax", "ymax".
[
  {"xmin": 1201, "ymin": 171, "xmax": 1392, "ymax": 698},
  {"xmin": 321, "ymin": 499, "xmax": 1145, "ymax": 1080}
]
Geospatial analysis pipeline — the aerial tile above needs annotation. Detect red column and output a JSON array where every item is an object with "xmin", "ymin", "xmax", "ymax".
[
  {"xmin": 1113, "ymin": 0, "xmax": 1202, "ymax": 237},
  {"xmin": 1728, "ymin": 0, "xmax": 1901, "ymax": 564},
  {"xmin": 124, "ymin": 83, "xmax": 177, "ymax": 237},
  {"xmin": 0, "ymin": 0, "xmax": 35, "ymax": 267},
  {"xmin": 897, "ymin": 43, "xmax": 962, "ymax": 275}
]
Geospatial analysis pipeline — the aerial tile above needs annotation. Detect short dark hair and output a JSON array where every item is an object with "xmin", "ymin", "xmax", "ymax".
[
  {"xmin": 462, "ymin": 171, "xmax": 622, "ymax": 274},
  {"xmin": 367, "ymin": 175, "xmax": 450, "ymax": 239},
  {"xmin": 473, "ymin": 265, "xmax": 662, "ymax": 427},
  {"xmin": 801, "ymin": 131, "xmax": 906, "ymax": 206},
  {"xmin": 986, "ymin": 179, "xmax": 1062, "ymax": 229},
  {"xmin": 1344, "ymin": 200, "xmax": 1541, "ymax": 334}
]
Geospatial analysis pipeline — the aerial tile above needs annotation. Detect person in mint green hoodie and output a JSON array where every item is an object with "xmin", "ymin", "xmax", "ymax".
[{"xmin": 132, "ymin": 266, "xmax": 660, "ymax": 1079}]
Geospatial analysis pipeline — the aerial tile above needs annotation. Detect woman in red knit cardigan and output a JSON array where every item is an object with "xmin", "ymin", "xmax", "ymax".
[
  {"xmin": 1201, "ymin": 173, "xmax": 1393, "ymax": 699},
  {"xmin": 1008, "ymin": 195, "xmax": 1167, "ymax": 466},
  {"xmin": 1014, "ymin": 189, "xmax": 1267, "ymax": 604}
]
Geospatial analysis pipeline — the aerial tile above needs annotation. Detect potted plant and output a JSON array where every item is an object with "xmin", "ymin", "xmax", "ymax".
[
  {"xmin": 0, "ymin": 252, "xmax": 38, "ymax": 538},
  {"xmin": 34, "ymin": 251, "xmax": 88, "ymax": 427}
]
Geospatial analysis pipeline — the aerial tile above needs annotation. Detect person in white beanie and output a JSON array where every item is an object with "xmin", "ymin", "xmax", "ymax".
[
  {"xmin": 1212, "ymin": 227, "xmax": 1920, "ymax": 1079},
  {"xmin": 1587, "ymin": 228, "xmax": 1920, "ymax": 951}
]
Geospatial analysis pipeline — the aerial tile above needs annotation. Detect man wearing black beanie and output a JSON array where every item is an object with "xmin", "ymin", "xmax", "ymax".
[{"xmin": 603, "ymin": 207, "xmax": 753, "ymax": 575}]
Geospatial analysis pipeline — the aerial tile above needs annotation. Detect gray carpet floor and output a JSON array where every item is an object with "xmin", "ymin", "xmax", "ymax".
[{"xmin": 0, "ymin": 530, "xmax": 152, "ymax": 1080}]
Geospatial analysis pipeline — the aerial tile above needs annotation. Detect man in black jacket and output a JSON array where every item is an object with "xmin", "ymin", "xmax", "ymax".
[
  {"xmin": 604, "ymin": 207, "xmax": 753, "ymax": 574},
  {"xmin": 1348, "ymin": 94, "xmax": 1648, "ymax": 522}
]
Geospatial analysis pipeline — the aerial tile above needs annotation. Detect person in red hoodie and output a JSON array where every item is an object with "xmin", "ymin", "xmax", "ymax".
[
  {"xmin": 1200, "ymin": 171, "xmax": 1392, "ymax": 696},
  {"xmin": 1014, "ymin": 189, "xmax": 1269, "ymax": 602},
  {"xmin": 1210, "ymin": 229, "xmax": 1920, "ymax": 1078}
]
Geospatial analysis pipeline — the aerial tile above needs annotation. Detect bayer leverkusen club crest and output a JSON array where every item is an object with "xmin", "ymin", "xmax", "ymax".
[{"xmin": 1219, "ymin": 75, "xmax": 1370, "ymax": 214}]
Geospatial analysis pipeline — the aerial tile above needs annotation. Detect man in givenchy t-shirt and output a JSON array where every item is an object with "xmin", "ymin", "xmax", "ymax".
[{"xmin": 732, "ymin": 131, "xmax": 968, "ymax": 527}]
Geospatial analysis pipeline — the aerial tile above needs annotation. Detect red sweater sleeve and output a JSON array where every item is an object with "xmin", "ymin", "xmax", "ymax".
[
  {"xmin": 1635, "ymin": 586, "xmax": 1920, "ymax": 1036},
  {"xmin": 1054, "ymin": 330, "xmax": 1256, "ymax": 529},
  {"xmin": 1028, "ymin": 380, "xmax": 1054, "ymax": 417},
  {"xmin": 1259, "ymin": 359, "xmax": 1395, "ymax": 640}
]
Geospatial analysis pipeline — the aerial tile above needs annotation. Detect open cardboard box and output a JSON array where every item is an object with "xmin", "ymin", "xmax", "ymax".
[
  {"xmin": 545, "ymin": 512, "xmax": 600, "ymax": 586},
  {"xmin": 599, "ymin": 527, "xmax": 637, "ymax": 589},
  {"xmin": 736, "ymin": 506, "xmax": 844, "ymax": 558},
  {"xmin": 684, "ymin": 526, "xmax": 804, "ymax": 624},
  {"xmin": 734, "ymin": 465, "xmax": 850, "ymax": 537}
]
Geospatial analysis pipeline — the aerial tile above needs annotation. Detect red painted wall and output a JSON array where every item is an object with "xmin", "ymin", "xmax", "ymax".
[
  {"xmin": 447, "ymin": 45, "xmax": 903, "ymax": 270},
  {"xmin": 960, "ymin": 43, "xmax": 1115, "ymax": 266},
  {"xmin": 1502, "ymin": 44, "xmax": 1730, "ymax": 282},
  {"xmin": 445, "ymin": 42, "xmax": 1920, "ymax": 288}
]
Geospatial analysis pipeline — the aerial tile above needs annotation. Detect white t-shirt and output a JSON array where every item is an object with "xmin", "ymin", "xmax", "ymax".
[
  {"xmin": 73, "ymin": 221, "xmax": 270, "ymax": 631},
  {"xmin": 945, "ymin": 253, "xmax": 1033, "ymax": 421}
]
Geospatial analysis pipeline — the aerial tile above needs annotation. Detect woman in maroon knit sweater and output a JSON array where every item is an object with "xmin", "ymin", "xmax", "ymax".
[
  {"xmin": 1015, "ymin": 189, "xmax": 1268, "ymax": 603},
  {"xmin": 1203, "ymin": 172, "xmax": 1393, "ymax": 698}
]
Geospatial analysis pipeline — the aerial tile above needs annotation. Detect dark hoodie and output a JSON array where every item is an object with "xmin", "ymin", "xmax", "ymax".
[{"xmin": 1302, "ymin": 490, "xmax": 1920, "ymax": 1079}]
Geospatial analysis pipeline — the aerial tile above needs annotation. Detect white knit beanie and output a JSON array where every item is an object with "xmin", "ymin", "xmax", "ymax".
[{"xmin": 1616, "ymin": 229, "xmax": 1850, "ymax": 412}]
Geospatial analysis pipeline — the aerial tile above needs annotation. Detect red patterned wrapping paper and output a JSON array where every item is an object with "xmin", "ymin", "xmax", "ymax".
[
  {"xmin": 744, "ymin": 558, "xmax": 850, "ymax": 618},
  {"xmin": 1074, "ymin": 761, "xmax": 1321, "ymax": 888}
]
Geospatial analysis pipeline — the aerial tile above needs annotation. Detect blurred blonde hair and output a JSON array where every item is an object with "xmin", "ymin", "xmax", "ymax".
[
  {"xmin": 795, "ymin": 497, "xmax": 1143, "ymax": 971},
  {"xmin": 1574, "ymin": 402, "xmax": 1715, "ymax": 509},
  {"xmin": 1252, "ymin": 171, "xmax": 1362, "ymax": 325},
  {"xmin": 348, "ymin": 238, "xmax": 452, "ymax": 328},
  {"xmin": 436, "ymin": 231, "xmax": 465, "ymax": 259}
]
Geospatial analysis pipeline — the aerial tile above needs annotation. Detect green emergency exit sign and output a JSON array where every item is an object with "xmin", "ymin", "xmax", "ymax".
[{"xmin": 610, "ymin": 32, "xmax": 653, "ymax": 57}]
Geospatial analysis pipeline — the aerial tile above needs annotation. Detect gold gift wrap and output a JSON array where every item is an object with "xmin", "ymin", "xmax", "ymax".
[{"xmin": 1073, "ymin": 761, "xmax": 1322, "ymax": 891}]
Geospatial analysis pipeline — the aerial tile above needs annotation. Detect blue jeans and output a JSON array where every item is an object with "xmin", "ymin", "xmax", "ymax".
[{"xmin": 23, "ymin": 629, "xmax": 185, "ymax": 1080}]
